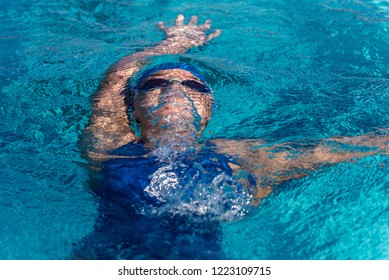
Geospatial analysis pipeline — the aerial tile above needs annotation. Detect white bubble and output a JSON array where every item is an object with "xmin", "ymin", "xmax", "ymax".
[{"xmin": 138, "ymin": 160, "xmax": 252, "ymax": 221}]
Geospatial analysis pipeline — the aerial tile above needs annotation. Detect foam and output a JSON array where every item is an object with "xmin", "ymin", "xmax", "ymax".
[{"xmin": 140, "ymin": 160, "xmax": 252, "ymax": 221}]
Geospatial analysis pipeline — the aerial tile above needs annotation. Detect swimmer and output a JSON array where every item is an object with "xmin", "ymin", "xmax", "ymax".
[
  {"xmin": 83, "ymin": 15, "xmax": 389, "ymax": 208},
  {"xmin": 78, "ymin": 15, "xmax": 389, "ymax": 259}
]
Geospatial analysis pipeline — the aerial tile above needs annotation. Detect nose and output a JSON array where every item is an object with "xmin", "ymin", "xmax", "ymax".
[
  {"xmin": 160, "ymin": 82, "xmax": 188, "ymax": 100},
  {"xmin": 166, "ymin": 80, "xmax": 184, "ymax": 91}
]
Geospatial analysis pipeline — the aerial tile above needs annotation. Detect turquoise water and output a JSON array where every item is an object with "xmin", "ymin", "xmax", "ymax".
[{"xmin": 1, "ymin": 0, "xmax": 389, "ymax": 259}]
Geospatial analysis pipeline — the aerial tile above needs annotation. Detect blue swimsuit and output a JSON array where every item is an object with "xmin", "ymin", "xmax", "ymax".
[{"xmin": 74, "ymin": 141, "xmax": 255, "ymax": 260}]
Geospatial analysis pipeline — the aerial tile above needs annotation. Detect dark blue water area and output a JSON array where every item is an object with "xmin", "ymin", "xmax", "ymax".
[
  {"xmin": 0, "ymin": 0, "xmax": 388, "ymax": 259},
  {"xmin": 0, "ymin": 1, "xmax": 24, "ymax": 88}
]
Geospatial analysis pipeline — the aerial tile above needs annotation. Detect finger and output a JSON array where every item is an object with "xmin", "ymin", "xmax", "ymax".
[
  {"xmin": 207, "ymin": 29, "xmax": 222, "ymax": 41},
  {"xmin": 200, "ymin": 19, "xmax": 211, "ymax": 31},
  {"xmin": 189, "ymin": 15, "xmax": 198, "ymax": 26},
  {"xmin": 158, "ymin": 21, "xmax": 166, "ymax": 30},
  {"xmin": 175, "ymin": 14, "xmax": 185, "ymax": 26}
]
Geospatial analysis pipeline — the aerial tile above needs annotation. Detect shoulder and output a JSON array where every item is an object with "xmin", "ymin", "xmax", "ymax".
[{"xmin": 209, "ymin": 139, "xmax": 293, "ymax": 182}]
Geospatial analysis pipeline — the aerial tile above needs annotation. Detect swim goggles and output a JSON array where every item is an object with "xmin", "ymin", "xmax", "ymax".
[
  {"xmin": 138, "ymin": 77, "xmax": 212, "ymax": 94},
  {"xmin": 131, "ymin": 62, "xmax": 213, "ymax": 96}
]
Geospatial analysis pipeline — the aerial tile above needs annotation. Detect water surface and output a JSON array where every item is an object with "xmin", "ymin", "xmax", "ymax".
[{"xmin": 1, "ymin": 0, "xmax": 388, "ymax": 259}]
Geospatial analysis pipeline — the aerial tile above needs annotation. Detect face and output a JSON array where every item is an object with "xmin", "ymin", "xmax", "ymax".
[{"xmin": 132, "ymin": 69, "xmax": 213, "ymax": 143}]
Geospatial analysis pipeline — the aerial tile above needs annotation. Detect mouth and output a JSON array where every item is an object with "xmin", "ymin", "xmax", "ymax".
[{"xmin": 145, "ymin": 106, "xmax": 201, "ymax": 154}]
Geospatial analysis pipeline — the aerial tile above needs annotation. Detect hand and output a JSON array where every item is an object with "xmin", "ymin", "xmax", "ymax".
[{"xmin": 158, "ymin": 15, "xmax": 222, "ymax": 50}]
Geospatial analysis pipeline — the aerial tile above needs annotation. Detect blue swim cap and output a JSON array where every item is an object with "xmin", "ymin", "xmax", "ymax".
[{"xmin": 131, "ymin": 62, "xmax": 211, "ymax": 93}]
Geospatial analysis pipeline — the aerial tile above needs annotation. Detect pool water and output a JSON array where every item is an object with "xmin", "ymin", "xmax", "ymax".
[{"xmin": 1, "ymin": 0, "xmax": 389, "ymax": 259}]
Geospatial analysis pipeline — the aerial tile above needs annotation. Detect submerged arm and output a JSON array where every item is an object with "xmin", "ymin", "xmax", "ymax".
[
  {"xmin": 295, "ymin": 133, "xmax": 389, "ymax": 170},
  {"xmin": 250, "ymin": 133, "xmax": 388, "ymax": 183},
  {"xmin": 82, "ymin": 15, "xmax": 221, "ymax": 161},
  {"xmin": 213, "ymin": 133, "xmax": 389, "ymax": 203}
]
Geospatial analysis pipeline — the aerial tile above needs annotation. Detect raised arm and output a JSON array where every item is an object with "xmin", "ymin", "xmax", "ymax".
[{"xmin": 82, "ymin": 15, "xmax": 221, "ymax": 161}]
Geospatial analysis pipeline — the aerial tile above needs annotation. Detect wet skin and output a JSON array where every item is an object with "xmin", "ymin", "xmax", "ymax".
[{"xmin": 132, "ymin": 69, "xmax": 213, "ymax": 145}]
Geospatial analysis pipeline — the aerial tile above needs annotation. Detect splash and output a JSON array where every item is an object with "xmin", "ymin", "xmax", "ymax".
[{"xmin": 140, "ymin": 159, "xmax": 253, "ymax": 221}]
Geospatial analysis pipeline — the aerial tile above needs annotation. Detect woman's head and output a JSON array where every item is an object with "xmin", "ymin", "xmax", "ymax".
[{"xmin": 131, "ymin": 65, "xmax": 213, "ymax": 144}]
